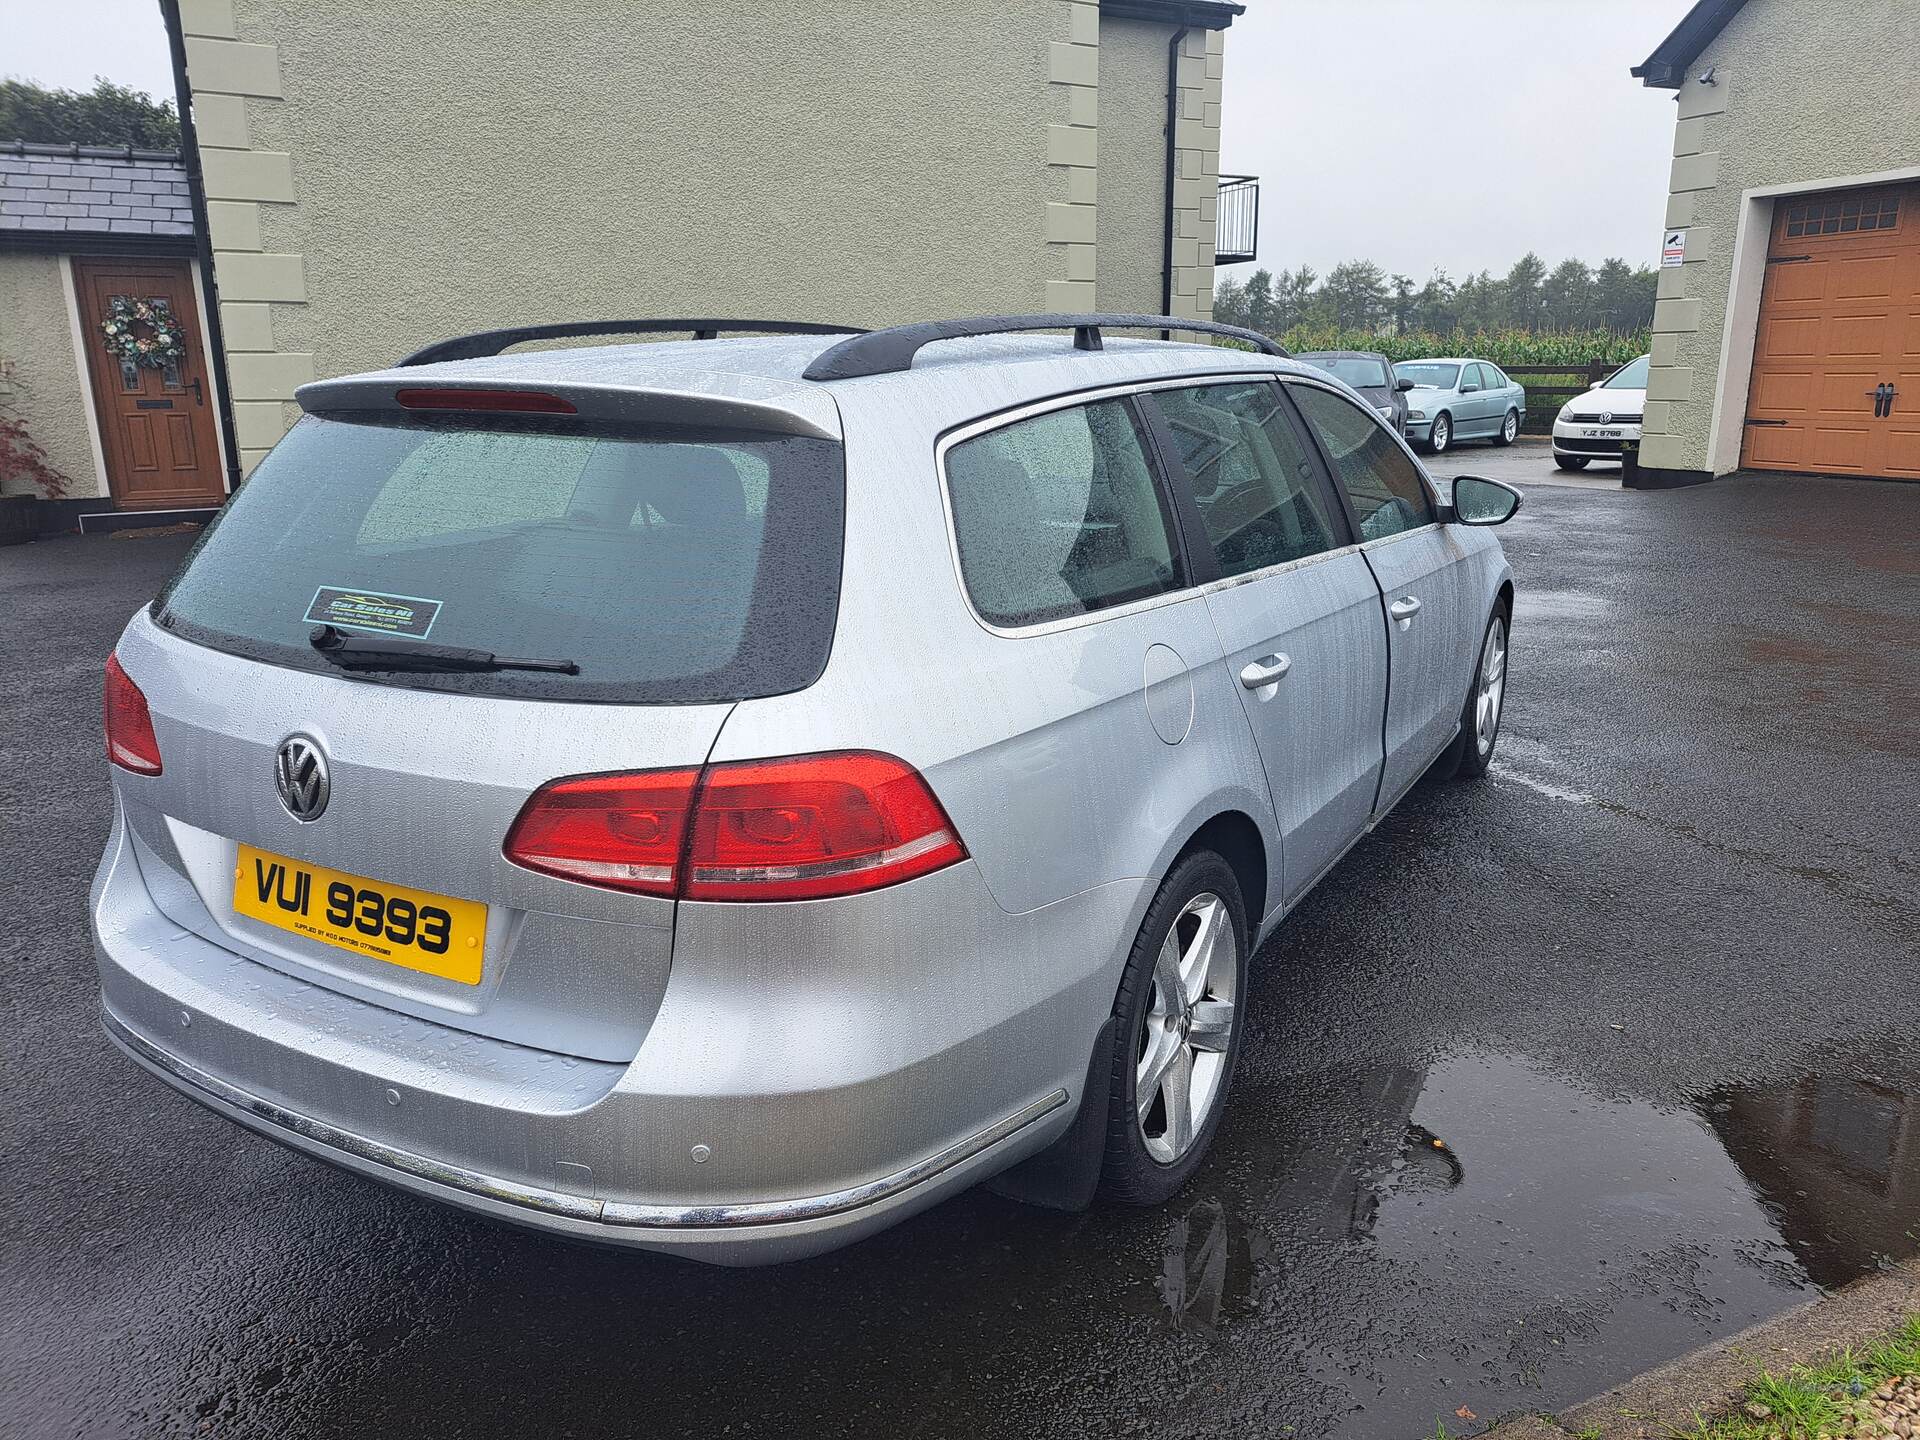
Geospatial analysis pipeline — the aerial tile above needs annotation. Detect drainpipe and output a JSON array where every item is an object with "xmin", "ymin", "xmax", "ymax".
[
  {"xmin": 1160, "ymin": 20, "xmax": 1191, "ymax": 337},
  {"xmin": 160, "ymin": 0, "xmax": 243, "ymax": 498}
]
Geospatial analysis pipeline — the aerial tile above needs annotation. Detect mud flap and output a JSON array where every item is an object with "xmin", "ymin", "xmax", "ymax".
[{"xmin": 986, "ymin": 1016, "xmax": 1116, "ymax": 1212}]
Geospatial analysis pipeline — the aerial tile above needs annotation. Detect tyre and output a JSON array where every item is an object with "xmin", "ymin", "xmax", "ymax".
[
  {"xmin": 1554, "ymin": 454, "xmax": 1590, "ymax": 471},
  {"xmin": 1494, "ymin": 409, "xmax": 1520, "ymax": 447},
  {"xmin": 1446, "ymin": 605, "xmax": 1510, "ymax": 780},
  {"xmin": 1098, "ymin": 850, "xmax": 1248, "ymax": 1205},
  {"xmin": 1427, "ymin": 412, "xmax": 1453, "ymax": 455}
]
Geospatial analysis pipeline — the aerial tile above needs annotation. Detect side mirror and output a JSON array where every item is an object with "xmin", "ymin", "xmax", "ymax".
[
  {"xmin": 1459, "ymin": 383, "xmax": 1480, "ymax": 394},
  {"xmin": 1395, "ymin": 377, "xmax": 1415, "ymax": 392},
  {"xmin": 1447, "ymin": 474, "xmax": 1522, "ymax": 526}
]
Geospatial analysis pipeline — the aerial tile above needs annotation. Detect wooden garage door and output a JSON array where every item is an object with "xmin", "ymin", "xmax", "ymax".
[{"xmin": 1744, "ymin": 183, "xmax": 1920, "ymax": 480}]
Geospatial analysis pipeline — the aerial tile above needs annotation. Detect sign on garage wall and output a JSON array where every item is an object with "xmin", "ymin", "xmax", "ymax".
[{"xmin": 1662, "ymin": 230, "xmax": 1688, "ymax": 267}]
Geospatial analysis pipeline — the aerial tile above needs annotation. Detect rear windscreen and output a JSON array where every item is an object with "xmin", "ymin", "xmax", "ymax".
[{"xmin": 153, "ymin": 411, "xmax": 845, "ymax": 703}]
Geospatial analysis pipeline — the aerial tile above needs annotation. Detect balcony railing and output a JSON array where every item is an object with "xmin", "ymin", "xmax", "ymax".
[{"xmin": 1215, "ymin": 175, "xmax": 1259, "ymax": 265}]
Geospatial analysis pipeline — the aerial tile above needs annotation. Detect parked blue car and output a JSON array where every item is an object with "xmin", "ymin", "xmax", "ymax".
[{"xmin": 1396, "ymin": 359, "xmax": 1527, "ymax": 455}]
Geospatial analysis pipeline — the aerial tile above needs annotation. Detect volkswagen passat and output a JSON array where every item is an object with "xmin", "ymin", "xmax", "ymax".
[{"xmin": 93, "ymin": 314, "xmax": 1519, "ymax": 1264}]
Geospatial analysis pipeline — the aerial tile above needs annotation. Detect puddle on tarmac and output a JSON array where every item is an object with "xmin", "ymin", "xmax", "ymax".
[
  {"xmin": 144, "ymin": 1050, "xmax": 1919, "ymax": 1440},
  {"xmin": 1124, "ymin": 1052, "xmax": 1920, "ymax": 1435},
  {"xmin": 1705, "ymin": 1073, "xmax": 1920, "ymax": 1289}
]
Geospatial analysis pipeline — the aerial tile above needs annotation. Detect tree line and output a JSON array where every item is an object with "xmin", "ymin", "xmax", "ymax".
[
  {"xmin": 1214, "ymin": 254, "xmax": 1658, "ymax": 338},
  {"xmin": 0, "ymin": 78, "xmax": 181, "ymax": 151}
]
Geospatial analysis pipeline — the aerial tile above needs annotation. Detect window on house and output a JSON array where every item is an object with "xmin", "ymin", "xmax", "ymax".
[{"xmin": 1783, "ymin": 192, "xmax": 1901, "ymax": 238}]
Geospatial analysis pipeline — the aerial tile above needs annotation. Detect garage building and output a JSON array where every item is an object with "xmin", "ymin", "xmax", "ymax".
[{"xmin": 1632, "ymin": 0, "xmax": 1920, "ymax": 485}]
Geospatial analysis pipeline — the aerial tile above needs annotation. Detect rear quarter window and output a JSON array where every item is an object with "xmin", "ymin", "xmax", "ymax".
[{"xmin": 943, "ymin": 398, "xmax": 1183, "ymax": 629}]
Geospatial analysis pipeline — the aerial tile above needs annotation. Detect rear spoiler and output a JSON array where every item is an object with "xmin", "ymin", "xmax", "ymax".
[{"xmin": 293, "ymin": 373, "xmax": 841, "ymax": 441}]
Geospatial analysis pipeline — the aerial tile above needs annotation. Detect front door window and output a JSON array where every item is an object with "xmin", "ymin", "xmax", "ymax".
[
  {"xmin": 1152, "ymin": 382, "xmax": 1343, "ymax": 576},
  {"xmin": 1289, "ymin": 384, "xmax": 1437, "ymax": 541}
]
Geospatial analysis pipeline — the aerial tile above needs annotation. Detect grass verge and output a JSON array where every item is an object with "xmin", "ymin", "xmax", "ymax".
[{"xmin": 1671, "ymin": 1315, "xmax": 1920, "ymax": 1439}]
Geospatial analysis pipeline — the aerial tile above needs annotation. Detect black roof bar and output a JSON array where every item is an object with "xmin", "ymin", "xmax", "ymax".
[
  {"xmin": 397, "ymin": 319, "xmax": 865, "ymax": 368},
  {"xmin": 800, "ymin": 313, "xmax": 1287, "ymax": 382}
]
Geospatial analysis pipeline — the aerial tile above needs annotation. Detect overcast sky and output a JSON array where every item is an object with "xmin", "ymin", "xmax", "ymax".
[
  {"xmin": 7, "ymin": 0, "xmax": 1693, "ymax": 280},
  {"xmin": 1219, "ymin": 0, "xmax": 1696, "ymax": 280}
]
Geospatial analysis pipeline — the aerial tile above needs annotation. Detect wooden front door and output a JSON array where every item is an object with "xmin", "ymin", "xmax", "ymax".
[
  {"xmin": 73, "ymin": 256, "xmax": 227, "ymax": 509},
  {"xmin": 1743, "ymin": 183, "xmax": 1920, "ymax": 480}
]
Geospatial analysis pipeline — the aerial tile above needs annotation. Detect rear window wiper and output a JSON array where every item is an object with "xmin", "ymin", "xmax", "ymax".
[{"xmin": 308, "ymin": 624, "xmax": 579, "ymax": 675}]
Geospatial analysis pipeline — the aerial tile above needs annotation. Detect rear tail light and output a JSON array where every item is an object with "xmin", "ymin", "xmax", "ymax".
[
  {"xmin": 104, "ymin": 654, "xmax": 163, "ymax": 775},
  {"xmin": 503, "ymin": 751, "xmax": 966, "ymax": 902},
  {"xmin": 502, "ymin": 768, "xmax": 697, "ymax": 897}
]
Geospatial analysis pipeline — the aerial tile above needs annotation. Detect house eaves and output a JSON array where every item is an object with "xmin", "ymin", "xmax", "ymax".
[
  {"xmin": 1632, "ymin": 0, "xmax": 1750, "ymax": 87},
  {"xmin": 1099, "ymin": 0, "xmax": 1243, "ymax": 30}
]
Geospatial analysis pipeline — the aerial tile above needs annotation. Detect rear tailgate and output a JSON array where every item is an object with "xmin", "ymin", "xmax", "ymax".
[
  {"xmin": 115, "ymin": 371, "xmax": 845, "ymax": 1061},
  {"xmin": 113, "ymin": 612, "xmax": 727, "ymax": 1062}
]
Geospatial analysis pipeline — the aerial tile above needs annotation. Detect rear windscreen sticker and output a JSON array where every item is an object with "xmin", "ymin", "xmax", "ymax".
[{"xmin": 304, "ymin": 586, "xmax": 443, "ymax": 638}]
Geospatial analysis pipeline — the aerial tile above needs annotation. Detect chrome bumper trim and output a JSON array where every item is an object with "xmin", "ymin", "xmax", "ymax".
[{"xmin": 102, "ymin": 1002, "xmax": 1068, "ymax": 1230}]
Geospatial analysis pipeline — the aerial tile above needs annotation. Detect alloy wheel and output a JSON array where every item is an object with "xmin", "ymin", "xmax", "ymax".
[
  {"xmin": 1432, "ymin": 415, "xmax": 1451, "ymax": 452},
  {"xmin": 1135, "ymin": 892, "xmax": 1238, "ymax": 1164},
  {"xmin": 1503, "ymin": 411, "xmax": 1518, "ymax": 443},
  {"xmin": 1475, "ymin": 616, "xmax": 1508, "ymax": 756}
]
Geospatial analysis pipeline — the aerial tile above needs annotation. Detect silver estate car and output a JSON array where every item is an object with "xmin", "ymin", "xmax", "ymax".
[
  {"xmin": 1397, "ymin": 358, "xmax": 1528, "ymax": 455},
  {"xmin": 93, "ymin": 313, "xmax": 1520, "ymax": 1265}
]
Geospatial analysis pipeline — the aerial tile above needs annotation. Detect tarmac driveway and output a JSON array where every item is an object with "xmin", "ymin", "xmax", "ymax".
[{"xmin": 3, "ymin": 472, "xmax": 1917, "ymax": 1439}]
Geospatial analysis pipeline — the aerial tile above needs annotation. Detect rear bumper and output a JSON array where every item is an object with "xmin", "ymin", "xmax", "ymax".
[
  {"xmin": 102, "ymin": 1003, "xmax": 1065, "ymax": 1263},
  {"xmin": 1552, "ymin": 421, "xmax": 1642, "ymax": 458},
  {"xmin": 92, "ymin": 805, "xmax": 1134, "ymax": 1264}
]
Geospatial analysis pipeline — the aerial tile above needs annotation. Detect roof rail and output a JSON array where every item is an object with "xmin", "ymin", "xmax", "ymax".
[
  {"xmin": 397, "ymin": 319, "xmax": 865, "ymax": 368},
  {"xmin": 800, "ymin": 313, "xmax": 1287, "ymax": 382}
]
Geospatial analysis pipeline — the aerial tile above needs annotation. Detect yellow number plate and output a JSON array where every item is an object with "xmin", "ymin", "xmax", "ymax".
[{"xmin": 233, "ymin": 844, "xmax": 487, "ymax": 985}]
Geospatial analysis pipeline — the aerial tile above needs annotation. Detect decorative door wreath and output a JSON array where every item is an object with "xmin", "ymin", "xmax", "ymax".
[{"xmin": 100, "ymin": 295, "xmax": 186, "ymax": 370}]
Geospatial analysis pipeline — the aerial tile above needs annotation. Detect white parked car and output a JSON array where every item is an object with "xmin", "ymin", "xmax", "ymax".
[{"xmin": 1552, "ymin": 356, "xmax": 1648, "ymax": 470}]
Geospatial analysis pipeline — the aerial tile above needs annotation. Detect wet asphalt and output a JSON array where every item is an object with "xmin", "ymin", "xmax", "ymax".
[{"xmin": 3, "ymin": 463, "xmax": 1918, "ymax": 1440}]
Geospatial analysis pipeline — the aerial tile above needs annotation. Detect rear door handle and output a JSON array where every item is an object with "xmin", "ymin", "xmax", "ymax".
[
  {"xmin": 1239, "ymin": 654, "xmax": 1291, "ymax": 689},
  {"xmin": 1388, "ymin": 595, "xmax": 1422, "ymax": 627}
]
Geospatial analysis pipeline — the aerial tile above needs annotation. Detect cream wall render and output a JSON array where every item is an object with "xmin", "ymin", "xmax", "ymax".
[
  {"xmin": 1096, "ymin": 19, "xmax": 1168, "ymax": 317},
  {"xmin": 178, "ymin": 1, "xmax": 1236, "ymax": 465},
  {"xmin": 0, "ymin": 253, "xmax": 108, "ymax": 500},
  {"xmin": 1640, "ymin": 0, "xmax": 1920, "ymax": 478},
  {"xmin": 182, "ymin": 0, "xmax": 1089, "ymax": 462}
]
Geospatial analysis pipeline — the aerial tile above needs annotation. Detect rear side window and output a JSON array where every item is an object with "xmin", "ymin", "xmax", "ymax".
[
  {"xmin": 154, "ymin": 411, "xmax": 844, "ymax": 703},
  {"xmin": 1153, "ymin": 382, "xmax": 1341, "ymax": 578},
  {"xmin": 945, "ymin": 398, "xmax": 1182, "ymax": 628},
  {"xmin": 1289, "ymin": 384, "xmax": 1437, "ymax": 542}
]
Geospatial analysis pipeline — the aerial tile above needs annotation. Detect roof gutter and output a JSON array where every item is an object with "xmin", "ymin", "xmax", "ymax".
[{"xmin": 159, "ymin": 0, "xmax": 243, "ymax": 498}]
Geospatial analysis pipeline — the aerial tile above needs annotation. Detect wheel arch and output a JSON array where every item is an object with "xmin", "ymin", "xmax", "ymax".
[{"xmin": 1167, "ymin": 809, "xmax": 1268, "ymax": 941}]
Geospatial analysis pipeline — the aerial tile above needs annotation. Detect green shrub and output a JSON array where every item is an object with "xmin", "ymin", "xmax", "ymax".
[{"xmin": 1274, "ymin": 326, "xmax": 1648, "ymax": 369}]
